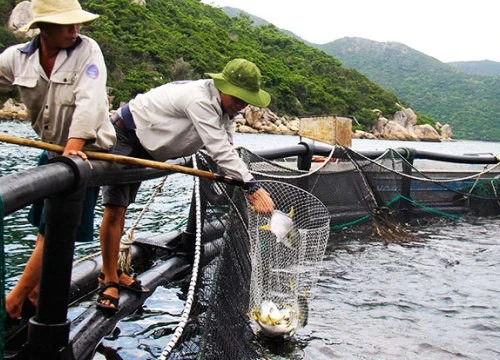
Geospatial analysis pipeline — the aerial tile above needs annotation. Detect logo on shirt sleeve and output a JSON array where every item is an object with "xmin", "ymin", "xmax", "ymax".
[{"xmin": 85, "ymin": 64, "xmax": 99, "ymax": 79}]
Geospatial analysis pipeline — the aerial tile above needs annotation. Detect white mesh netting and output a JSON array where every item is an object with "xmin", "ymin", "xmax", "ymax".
[{"xmin": 247, "ymin": 180, "xmax": 330, "ymax": 339}]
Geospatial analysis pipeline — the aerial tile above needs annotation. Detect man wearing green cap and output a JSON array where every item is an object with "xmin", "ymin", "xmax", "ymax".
[
  {"xmin": 0, "ymin": 0, "xmax": 115, "ymax": 323},
  {"xmin": 97, "ymin": 58, "xmax": 275, "ymax": 312}
]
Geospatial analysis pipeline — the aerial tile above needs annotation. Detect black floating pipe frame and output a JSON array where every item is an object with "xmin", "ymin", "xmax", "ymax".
[{"xmin": 24, "ymin": 156, "xmax": 90, "ymax": 359}]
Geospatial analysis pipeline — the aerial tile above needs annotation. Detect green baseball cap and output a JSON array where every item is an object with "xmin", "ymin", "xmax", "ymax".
[{"xmin": 206, "ymin": 58, "xmax": 271, "ymax": 108}]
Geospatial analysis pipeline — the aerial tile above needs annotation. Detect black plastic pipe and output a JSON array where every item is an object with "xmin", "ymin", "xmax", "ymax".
[
  {"xmin": 25, "ymin": 156, "xmax": 92, "ymax": 359},
  {"xmin": 253, "ymin": 142, "xmax": 499, "ymax": 165},
  {"xmin": 0, "ymin": 162, "xmax": 75, "ymax": 215}
]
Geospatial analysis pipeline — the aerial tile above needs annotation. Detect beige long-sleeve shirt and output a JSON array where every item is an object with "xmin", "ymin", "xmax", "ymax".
[
  {"xmin": 129, "ymin": 79, "xmax": 253, "ymax": 182},
  {"xmin": 0, "ymin": 34, "xmax": 115, "ymax": 151}
]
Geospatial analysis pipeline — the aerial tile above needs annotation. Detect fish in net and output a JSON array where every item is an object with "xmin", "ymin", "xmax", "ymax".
[{"xmin": 247, "ymin": 180, "xmax": 330, "ymax": 339}]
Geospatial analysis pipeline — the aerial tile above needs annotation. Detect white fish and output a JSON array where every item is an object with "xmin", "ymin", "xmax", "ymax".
[
  {"xmin": 260, "ymin": 208, "xmax": 300, "ymax": 249},
  {"xmin": 250, "ymin": 300, "xmax": 300, "ymax": 339}
]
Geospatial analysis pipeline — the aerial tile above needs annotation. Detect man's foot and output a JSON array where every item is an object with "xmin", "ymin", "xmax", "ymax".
[
  {"xmin": 96, "ymin": 282, "xmax": 120, "ymax": 313},
  {"xmin": 98, "ymin": 270, "xmax": 149, "ymax": 294},
  {"xmin": 4, "ymin": 298, "xmax": 37, "ymax": 333}
]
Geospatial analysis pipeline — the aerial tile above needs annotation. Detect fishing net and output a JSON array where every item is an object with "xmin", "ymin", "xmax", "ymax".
[
  {"xmin": 247, "ymin": 181, "xmax": 330, "ymax": 339},
  {"xmin": 459, "ymin": 176, "xmax": 500, "ymax": 216},
  {"xmin": 161, "ymin": 155, "xmax": 328, "ymax": 359},
  {"xmin": 161, "ymin": 146, "xmax": 499, "ymax": 359},
  {"xmin": 162, "ymin": 153, "xmax": 261, "ymax": 359},
  {"xmin": 240, "ymin": 147, "xmax": 500, "ymax": 234},
  {"xmin": 239, "ymin": 146, "xmax": 412, "ymax": 240}
]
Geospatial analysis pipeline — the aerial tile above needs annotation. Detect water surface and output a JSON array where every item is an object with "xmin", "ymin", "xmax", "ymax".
[{"xmin": 2, "ymin": 121, "xmax": 499, "ymax": 359}]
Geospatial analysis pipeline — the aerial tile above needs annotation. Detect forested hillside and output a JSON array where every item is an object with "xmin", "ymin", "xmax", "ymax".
[
  {"xmin": 320, "ymin": 37, "xmax": 500, "ymax": 140},
  {"xmin": 2, "ymin": 0, "xmax": 409, "ymax": 133},
  {"xmin": 448, "ymin": 60, "xmax": 500, "ymax": 77}
]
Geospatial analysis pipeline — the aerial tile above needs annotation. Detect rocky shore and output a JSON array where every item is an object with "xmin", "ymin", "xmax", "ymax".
[
  {"xmin": 0, "ymin": 99, "xmax": 29, "ymax": 121},
  {"xmin": 233, "ymin": 104, "xmax": 452, "ymax": 141},
  {"xmin": 1, "ymin": 98, "xmax": 452, "ymax": 141}
]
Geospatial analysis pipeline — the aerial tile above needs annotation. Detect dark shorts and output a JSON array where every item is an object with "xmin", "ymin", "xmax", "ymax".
[
  {"xmin": 101, "ymin": 123, "xmax": 152, "ymax": 207},
  {"xmin": 27, "ymin": 151, "xmax": 99, "ymax": 242}
]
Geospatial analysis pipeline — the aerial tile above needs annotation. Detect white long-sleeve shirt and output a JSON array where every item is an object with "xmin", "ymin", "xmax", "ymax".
[
  {"xmin": 129, "ymin": 79, "xmax": 253, "ymax": 182},
  {"xmin": 0, "ymin": 34, "xmax": 115, "ymax": 151}
]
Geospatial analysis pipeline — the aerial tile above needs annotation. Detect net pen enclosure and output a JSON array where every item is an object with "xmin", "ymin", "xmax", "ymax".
[{"xmin": 1, "ymin": 140, "xmax": 499, "ymax": 359}]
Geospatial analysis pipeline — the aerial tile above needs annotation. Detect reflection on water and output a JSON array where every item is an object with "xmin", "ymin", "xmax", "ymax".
[{"xmin": 2, "ymin": 121, "xmax": 500, "ymax": 359}]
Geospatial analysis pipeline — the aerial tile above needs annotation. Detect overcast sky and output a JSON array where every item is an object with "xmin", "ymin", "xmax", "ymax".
[{"xmin": 201, "ymin": 0, "xmax": 500, "ymax": 63}]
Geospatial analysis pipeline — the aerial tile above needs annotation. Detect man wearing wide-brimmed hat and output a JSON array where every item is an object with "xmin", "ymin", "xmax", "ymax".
[
  {"xmin": 98, "ymin": 58, "xmax": 276, "ymax": 311},
  {"xmin": 1, "ymin": 0, "xmax": 116, "ymax": 323}
]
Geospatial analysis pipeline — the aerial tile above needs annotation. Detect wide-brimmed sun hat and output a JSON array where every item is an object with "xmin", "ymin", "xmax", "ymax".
[
  {"xmin": 206, "ymin": 58, "xmax": 271, "ymax": 108},
  {"xmin": 22, "ymin": 0, "xmax": 99, "ymax": 32}
]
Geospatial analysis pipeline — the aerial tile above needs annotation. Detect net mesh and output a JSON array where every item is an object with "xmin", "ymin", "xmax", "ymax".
[
  {"xmin": 241, "ymin": 147, "xmax": 500, "ymax": 227},
  {"xmin": 166, "ymin": 153, "xmax": 257, "ymax": 359},
  {"xmin": 247, "ymin": 181, "xmax": 330, "ymax": 339}
]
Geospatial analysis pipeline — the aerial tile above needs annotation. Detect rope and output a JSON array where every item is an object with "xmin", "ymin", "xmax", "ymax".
[
  {"xmin": 330, "ymin": 193, "xmax": 462, "ymax": 231},
  {"xmin": 330, "ymin": 214, "xmax": 371, "ymax": 230},
  {"xmin": 352, "ymin": 147, "xmax": 500, "ymax": 184},
  {"xmin": 159, "ymin": 155, "xmax": 202, "ymax": 360},
  {"xmin": 117, "ymin": 176, "xmax": 168, "ymax": 273},
  {"xmin": 244, "ymin": 144, "xmax": 499, "ymax": 184},
  {"xmin": 73, "ymin": 248, "xmax": 101, "ymax": 265},
  {"xmin": 384, "ymin": 194, "xmax": 461, "ymax": 220},
  {"xmin": 72, "ymin": 176, "xmax": 169, "ymax": 267}
]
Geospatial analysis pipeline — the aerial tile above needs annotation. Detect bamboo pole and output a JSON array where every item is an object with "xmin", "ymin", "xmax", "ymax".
[{"xmin": 0, "ymin": 133, "xmax": 246, "ymax": 187}]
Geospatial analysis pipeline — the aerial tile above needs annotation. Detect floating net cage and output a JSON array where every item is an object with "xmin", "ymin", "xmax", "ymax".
[
  {"xmin": 2, "ymin": 144, "xmax": 498, "ymax": 359},
  {"xmin": 161, "ymin": 147, "xmax": 499, "ymax": 359},
  {"xmin": 240, "ymin": 147, "xmax": 500, "ymax": 231}
]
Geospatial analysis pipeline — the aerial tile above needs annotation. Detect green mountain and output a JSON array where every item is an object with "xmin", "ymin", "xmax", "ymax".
[
  {"xmin": 448, "ymin": 60, "xmax": 500, "ymax": 77},
  {"xmin": 220, "ymin": 7, "xmax": 308, "ymax": 44},
  {"xmin": 319, "ymin": 37, "xmax": 500, "ymax": 140},
  {"xmin": 1, "ymin": 0, "xmax": 410, "ymax": 133}
]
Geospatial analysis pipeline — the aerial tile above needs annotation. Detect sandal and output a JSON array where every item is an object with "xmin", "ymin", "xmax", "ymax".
[
  {"xmin": 98, "ymin": 270, "xmax": 149, "ymax": 294},
  {"xmin": 96, "ymin": 282, "xmax": 120, "ymax": 313}
]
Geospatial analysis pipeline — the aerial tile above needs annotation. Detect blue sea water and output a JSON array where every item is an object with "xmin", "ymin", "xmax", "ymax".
[{"xmin": 1, "ymin": 120, "xmax": 500, "ymax": 359}]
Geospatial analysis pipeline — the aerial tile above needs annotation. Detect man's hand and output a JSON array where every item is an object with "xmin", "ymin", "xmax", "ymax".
[
  {"xmin": 246, "ymin": 187, "xmax": 275, "ymax": 214},
  {"xmin": 63, "ymin": 138, "xmax": 92, "ymax": 168}
]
